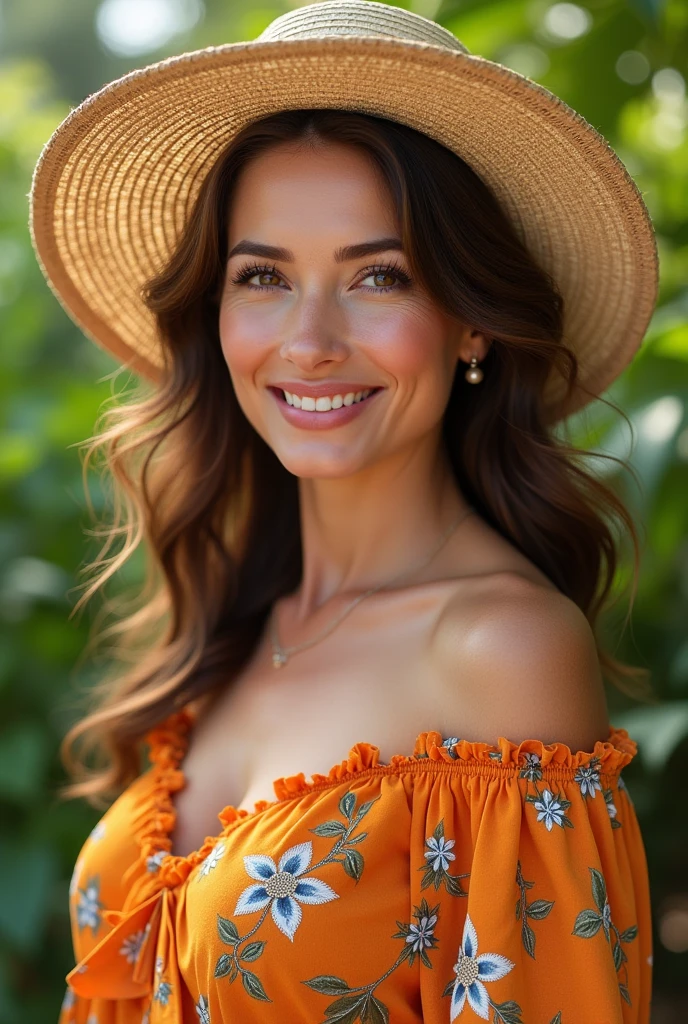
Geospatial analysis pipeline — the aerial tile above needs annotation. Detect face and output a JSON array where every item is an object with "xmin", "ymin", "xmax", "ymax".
[{"xmin": 219, "ymin": 140, "xmax": 484, "ymax": 479}]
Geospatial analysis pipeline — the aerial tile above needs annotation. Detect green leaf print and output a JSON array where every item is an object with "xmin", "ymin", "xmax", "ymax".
[
  {"xmin": 214, "ymin": 953, "xmax": 234, "ymax": 978},
  {"xmin": 526, "ymin": 899, "xmax": 556, "ymax": 920},
  {"xmin": 339, "ymin": 792, "xmax": 356, "ymax": 820},
  {"xmin": 325, "ymin": 993, "xmax": 368, "ymax": 1017},
  {"xmin": 304, "ymin": 900, "xmax": 439, "ymax": 1023},
  {"xmin": 241, "ymin": 970, "xmax": 270, "ymax": 1001},
  {"xmin": 515, "ymin": 861, "xmax": 554, "ymax": 958},
  {"xmin": 572, "ymin": 909, "xmax": 605, "ymax": 938},
  {"xmin": 311, "ymin": 820, "xmax": 347, "ymax": 837},
  {"xmin": 572, "ymin": 866, "xmax": 638, "ymax": 1007},
  {"xmin": 303, "ymin": 975, "xmax": 353, "ymax": 995},
  {"xmin": 490, "ymin": 998, "xmax": 524, "ymax": 1023},
  {"xmin": 212, "ymin": 788, "xmax": 377, "ymax": 1002},
  {"xmin": 343, "ymin": 848, "xmax": 364, "ymax": 882},
  {"xmin": 307, "ymin": 791, "xmax": 379, "ymax": 881},
  {"xmin": 364, "ymin": 994, "xmax": 390, "ymax": 1023},
  {"xmin": 240, "ymin": 940, "xmax": 265, "ymax": 962},
  {"xmin": 217, "ymin": 914, "xmax": 239, "ymax": 944},
  {"xmin": 590, "ymin": 867, "xmax": 607, "ymax": 913},
  {"xmin": 420, "ymin": 819, "xmax": 469, "ymax": 897}
]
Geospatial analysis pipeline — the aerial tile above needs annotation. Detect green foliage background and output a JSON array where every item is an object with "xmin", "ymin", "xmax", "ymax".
[{"xmin": 0, "ymin": 0, "xmax": 686, "ymax": 1019}]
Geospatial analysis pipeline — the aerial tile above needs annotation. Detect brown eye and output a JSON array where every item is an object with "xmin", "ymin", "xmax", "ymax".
[
  {"xmin": 231, "ymin": 263, "xmax": 286, "ymax": 290},
  {"xmin": 366, "ymin": 271, "xmax": 396, "ymax": 288},
  {"xmin": 358, "ymin": 262, "xmax": 412, "ymax": 293}
]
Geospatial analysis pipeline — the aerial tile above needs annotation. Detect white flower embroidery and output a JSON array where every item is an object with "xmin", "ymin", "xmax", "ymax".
[
  {"xmin": 520, "ymin": 752, "xmax": 542, "ymax": 781},
  {"xmin": 119, "ymin": 929, "xmax": 145, "ymax": 964},
  {"xmin": 198, "ymin": 841, "xmax": 226, "ymax": 879},
  {"xmin": 146, "ymin": 850, "xmax": 170, "ymax": 873},
  {"xmin": 601, "ymin": 900, "xmax": 612, "ymax": 939},
  {"xmin": 155, "ymin": 955, "xmax": 164, "ymax": 975},
  {"xmin": 441, "ymin": 737, "xmax": 460, "ymax": 759},
  {"xmin": 76, "ymin": 876, "xmax": 103, "ymax": 934},
  {"xmin": 406, "ymin": 910, "xmax": 437, "ymax": 952},
  {"xmin": 89, "ymin": 821, "xmax": 106, "ymax": 842},
  {"xmin": 153, "ymin": 980, "xmax": 172, "ymax": 1005},
  {"xmin": 574, "ymin": 763, "xmax": 602, "ymax": 799},
  {"xmin": 234, "ymin": 840, "xmax": 338, "ymax": 941},
  {"xmin": 195, "ymin": 993, "xmax": 211, "ymax": 1023},
  {"xmin": 424, "ymin": 834, "xmax": 456, "ymax": 873},
  {"xmin": 532, "ymin": 789, "xmax": 565, "ymax": 831},
  {"xmin": 86, "ymin": 1015, "xmax": 99, "ymax": 1024},
  {"xmin": 450, "ymin": 913, "xmax": 515, "ymax": 1020},
  {"xmin": 606, "ymin": 796, "xmax": 618, "ymax": 820}
]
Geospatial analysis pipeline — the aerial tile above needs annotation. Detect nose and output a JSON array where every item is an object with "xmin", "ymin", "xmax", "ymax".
[{"xmin": 278, "ymin": 295, "xmax": 349, "ymax": 370}]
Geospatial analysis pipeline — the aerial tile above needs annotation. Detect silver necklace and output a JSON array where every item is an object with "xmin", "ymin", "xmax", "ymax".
[{"xmin": 269, "ymin": 505, "xmax": 474, "ymax": 668}]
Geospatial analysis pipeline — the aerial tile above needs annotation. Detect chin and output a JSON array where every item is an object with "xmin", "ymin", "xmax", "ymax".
[{"xmin": 274, "ymin": 447, "xmax": 372, "ymax": 480}]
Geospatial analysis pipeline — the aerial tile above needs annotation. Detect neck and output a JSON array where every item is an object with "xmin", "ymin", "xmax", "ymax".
[{"xmin": 291, "ymin": 432, "xmax": 470, "ymax": 622}]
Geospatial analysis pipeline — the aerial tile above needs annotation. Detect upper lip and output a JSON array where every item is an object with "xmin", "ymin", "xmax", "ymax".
[{"xmin": 269, "ymin": 382, "xmax": 381, "ymax": 398}]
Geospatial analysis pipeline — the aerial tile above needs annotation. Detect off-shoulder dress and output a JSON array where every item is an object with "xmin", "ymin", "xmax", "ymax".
[{"xmin": 59, "ymin": 704, "xmax": 653, "ymax": 1023}]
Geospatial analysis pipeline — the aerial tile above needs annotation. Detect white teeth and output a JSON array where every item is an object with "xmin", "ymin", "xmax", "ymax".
[{"xmin": 281, "ymin": 388, "xmax": 374, "ymax": 411}]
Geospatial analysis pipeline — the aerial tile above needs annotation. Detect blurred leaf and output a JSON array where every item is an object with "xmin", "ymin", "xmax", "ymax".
[
  {"xmin": 447, "ymin": 0, "xmax": 531, "ymax": 56},
  {"xmin": 0, "ymin": 433, "xmax": 43, "ymax": 480},
  {"xmin": 615, "ymin": 703, "xmax": 688, "ymax": 771},
  {"xmin": 0, "ymin": 721, "xmax": 49, "ymax": 802},
  {"xmin": 625, "ymin": 0, "xmax": 667, "ymax": 29},
  {"xmin": 0, "ymin": 840, "xmax": 58, "ymax": 952}
]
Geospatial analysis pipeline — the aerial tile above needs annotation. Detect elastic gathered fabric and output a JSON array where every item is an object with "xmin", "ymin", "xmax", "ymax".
[{"xmin": 59, "ymin": 706, "xmax": 653, "ymax": 1023}]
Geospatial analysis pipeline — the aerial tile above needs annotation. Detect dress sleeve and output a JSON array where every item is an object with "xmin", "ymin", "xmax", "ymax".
[{"xmin": 409, "ymin": 728, "xmax": 652, "ymax": 1024}]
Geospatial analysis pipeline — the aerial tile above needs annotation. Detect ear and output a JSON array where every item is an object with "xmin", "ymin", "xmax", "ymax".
[{"xmin": 455, "ymin": 326, "xmax": 491, "ymax": 366}]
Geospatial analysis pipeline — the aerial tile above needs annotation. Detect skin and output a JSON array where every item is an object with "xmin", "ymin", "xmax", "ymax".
[{"xmin": 168, "ymin": 140, "xmax": 610, "ymax": 859}]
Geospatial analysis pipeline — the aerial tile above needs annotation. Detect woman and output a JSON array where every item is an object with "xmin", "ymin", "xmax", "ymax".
[{"xmin": 30, "ymin": 2, "xmax": 657, "ymax": 1022}]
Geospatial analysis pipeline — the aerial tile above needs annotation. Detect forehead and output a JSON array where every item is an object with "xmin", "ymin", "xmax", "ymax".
[{"xmin": 228, "ymin": 141, "xmax": 399, "ymax": 246}]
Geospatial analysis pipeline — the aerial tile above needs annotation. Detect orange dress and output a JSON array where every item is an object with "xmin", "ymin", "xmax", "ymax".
[{"xmin": 59, "ymin": 706, "xmax": 653, "ymax": 1023}]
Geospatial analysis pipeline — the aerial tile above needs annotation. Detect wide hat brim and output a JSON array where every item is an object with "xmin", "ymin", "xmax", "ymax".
[{"xmin": 29, "ymin": 4, "xmax": 659, "ymax": 424}]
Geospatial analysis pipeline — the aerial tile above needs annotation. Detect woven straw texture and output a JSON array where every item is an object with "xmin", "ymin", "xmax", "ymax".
[{"xmin": 29, "ymin": 0, "xmax": 659, "ymax": 422}]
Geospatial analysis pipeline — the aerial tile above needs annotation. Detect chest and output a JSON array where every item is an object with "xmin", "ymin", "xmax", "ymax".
[{"xmin": 168, "ymin": 587, "xmax": 468, "ymax": 859}]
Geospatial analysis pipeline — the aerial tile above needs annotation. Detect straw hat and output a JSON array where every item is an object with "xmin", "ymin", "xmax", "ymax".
[{"xmin": 29, "ymin": 0, "xmax": 659, "ymax": 423}]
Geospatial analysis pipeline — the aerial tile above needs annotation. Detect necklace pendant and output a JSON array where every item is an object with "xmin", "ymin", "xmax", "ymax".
[{"xmin": 272, "ymin": 650, "xmax": 288, "ymax": 669}]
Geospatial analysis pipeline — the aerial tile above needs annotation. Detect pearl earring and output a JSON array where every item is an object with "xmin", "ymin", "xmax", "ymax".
[{"xmin": 465, "ymin": 356, "xmax": 484, "ymax": 384}]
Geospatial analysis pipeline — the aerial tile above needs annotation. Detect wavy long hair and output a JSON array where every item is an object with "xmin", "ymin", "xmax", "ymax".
[{"xmin": 58, "ymin": 108, "xmax": 654, "ymax": 807}]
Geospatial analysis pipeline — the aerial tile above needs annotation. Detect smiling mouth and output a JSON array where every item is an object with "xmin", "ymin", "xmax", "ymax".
[{"xmin": 271, "ymin": 387, "xmax": 382, "ymax": 412}]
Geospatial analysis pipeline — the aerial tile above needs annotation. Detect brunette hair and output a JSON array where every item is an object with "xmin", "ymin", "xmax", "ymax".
[{"xmin": 59, "ymin": 108, "xmax": 654, "ymax": 806}]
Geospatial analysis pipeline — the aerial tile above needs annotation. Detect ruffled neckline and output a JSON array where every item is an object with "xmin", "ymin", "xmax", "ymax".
[{"xmin": 135, "ymin": 704, "xmax": 637, "ymax": 890}]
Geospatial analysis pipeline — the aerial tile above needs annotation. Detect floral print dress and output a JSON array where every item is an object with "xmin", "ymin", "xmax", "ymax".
[{"xmin": 59, "ymin": 706, "xmax": 653, "ymax": 1023}]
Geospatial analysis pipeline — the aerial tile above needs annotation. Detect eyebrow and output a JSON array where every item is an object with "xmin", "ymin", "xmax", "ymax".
[{"xmin": 227, "ymin": 237, "xmax": 404, "ymax": 263}]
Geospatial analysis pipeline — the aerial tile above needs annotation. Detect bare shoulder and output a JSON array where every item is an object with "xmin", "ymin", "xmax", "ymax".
[{"xmin": 428, "ymin": 571, "xmax": 611, "ymax": 752}]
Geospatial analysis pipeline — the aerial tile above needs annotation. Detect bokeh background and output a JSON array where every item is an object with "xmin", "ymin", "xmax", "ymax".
[{"xmin": 0, "ymin": 0, "xmax": 687, "ymax": 1020}]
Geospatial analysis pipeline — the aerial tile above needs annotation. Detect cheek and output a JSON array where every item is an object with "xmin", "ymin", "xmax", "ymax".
[
  {"xmin": 217, "ymin": 307, "xmax": 278, "ymax": 439},
  {"xmin": 218, "ymin": 304, "xmax": 272, "ymax": 377},
  {"xmin": 369, "ymin": 305, "xmax": 456, "ymax": 402}
]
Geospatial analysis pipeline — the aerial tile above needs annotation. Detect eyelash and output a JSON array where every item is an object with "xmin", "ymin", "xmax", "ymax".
[{"xmin": 230, "ymin": 257, "xmax": 412, "ymax": 293}]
